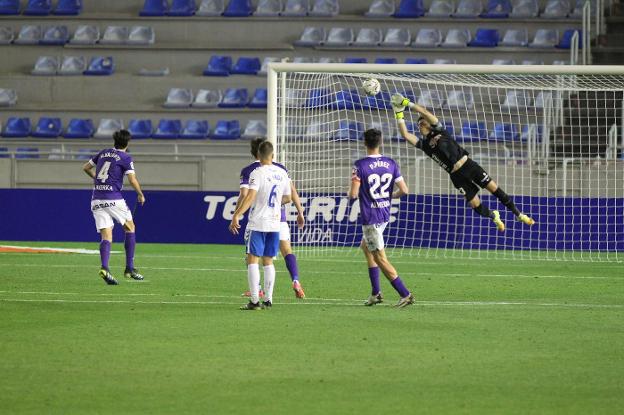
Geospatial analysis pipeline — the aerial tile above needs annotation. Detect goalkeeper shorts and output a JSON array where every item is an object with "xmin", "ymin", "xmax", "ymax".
[{"xmin": 449, "ymin": 159, "xmax": 492, "ymax": 201}]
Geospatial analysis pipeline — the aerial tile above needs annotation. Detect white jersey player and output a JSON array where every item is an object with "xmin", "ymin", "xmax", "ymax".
[{"xmin": 229, "ymin": 141, "xmax": 292, "ymax": 310}]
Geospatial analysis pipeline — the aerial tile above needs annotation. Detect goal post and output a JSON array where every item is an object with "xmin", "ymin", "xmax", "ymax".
[{"xmin": 267, "ymin": 63, "xmax": 624, "ymax": 262}]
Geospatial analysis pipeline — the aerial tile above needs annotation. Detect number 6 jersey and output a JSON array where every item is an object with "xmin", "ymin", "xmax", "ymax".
[
  {"xmin": 88, "ymin": 148, "xmax": 135, "ymax": 200},
  {"xmin": 352, "ymin": 154, "xmax": 403, "ymax": 225},
  {"xmin": 247, "ymin": 164, "xmax": 292, "ymax": 233}
]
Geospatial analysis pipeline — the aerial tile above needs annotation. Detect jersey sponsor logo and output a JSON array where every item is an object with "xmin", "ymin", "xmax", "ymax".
[
  {"xmin": 430, "ymin": 154, "xmax": 449, "ymax": 171},
  {"xmin": 92, "ymin": 201, "xmax": 117, "ymax": 211}
]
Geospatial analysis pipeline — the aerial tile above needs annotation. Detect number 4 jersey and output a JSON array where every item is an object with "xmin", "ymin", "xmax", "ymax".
[
  {"xmin": 247, "ymin": 164, "xmax": 291, "ymax": 233},
  {"xmin": 88, "ymin": 148, "xmax": 135, "ymax": 200},
  {"xmin": 352, "ymin": 154, "xmax": 403, "ymax": 225}
]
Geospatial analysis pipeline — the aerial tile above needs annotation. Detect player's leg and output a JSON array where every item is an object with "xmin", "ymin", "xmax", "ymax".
[
  {"xmin": 122, "ymin": 220, "xmax": 143, "ymax": 280},
  {"xmin": 485, "ymin": 180, "xmax": 535, "ymax": 226},
  {"xmin": 261, "ymin": 232, "xmax": 280, "ymax": 308},
  {"xmin": 241, "ymin": 227, "xmax": 265, "ymax": 298},
  {"xmin": 451, "ymin": 170, "xmax": 505, "ymax": 232},
  {"xmin": 92, "ymin": 200, "xmax": 118, "ymax": 285},
  {"xmin": 279, "ymin": 223, "xmax": 305, "ymax": 298},
  {"xmin": 241, "ymin": 231, "xmax": 263, "ymax": 310},
  {"xmin": 360, "ymin": 239, "xmax": 382, "ymax": 306},
  {"xmin": 468, "ymin": 194, "xmax": 505, "ymax": 232}
]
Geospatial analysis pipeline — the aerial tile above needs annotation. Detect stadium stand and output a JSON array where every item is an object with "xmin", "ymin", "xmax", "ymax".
[
  {"xmin": 128, "ymin": 119, "xmax": 154, "ymax": 139},
  {"xmin": 255, "ymin": 0, "xmax": 281, "ymax": 16},
  {"xmin": 2, "ymin": 117, "xmax": 31, "ymax": 137},
  {"xmin": 32, "ymin": 117, "xmax": 63, "ymax": 138},
  {"xmin": 394, "ymin": 0, "xmax": 425, "ymax": 17},
  {"xmin": 70, "ymin": 25, "xmax": 100, "ymax": 44},
  {"xmin": 54, "ymin": 0, "xmax": 83, "ymax": 15},
  {"xmin": 32, "ymin": 56, "xmax": 59, "ymax": 75},
  {"xmin": 153, "ymin": 119, "xmax": 183, "ymax": 139},
  {"xmin": 180, "ymin": 120, "xmax": 210, "ymax": 139},
  {"xmin": 365, "ymin": 0, "xmax": 394, "ymax": 16},
  {"xmin": 212, "ymin": 119, "xmax": 241, "ymax": 139},
  {"xmin": 223, "ymin": 0, "xmax": 253, "ymax": 16},
  {"xmin": 0, "ymin": 0, "xmax": 20, "ymax": 15},
  {"xmin": 24, "ymin": 0, "xmax": 52, "ymax": 16},
  {"xmin": 63, "ymin": 119, "xmax": 95, "ymax": 139}
]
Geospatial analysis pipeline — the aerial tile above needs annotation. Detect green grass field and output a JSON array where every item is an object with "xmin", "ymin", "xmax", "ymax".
[{"xmin": 1, "ymin": 241, "xmax": 623, "ymax": 414}]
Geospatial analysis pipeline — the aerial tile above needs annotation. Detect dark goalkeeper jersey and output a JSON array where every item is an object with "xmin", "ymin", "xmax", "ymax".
[{"xmin": 415, "ymin": 123, "xmax": 469, "ymax": 173}]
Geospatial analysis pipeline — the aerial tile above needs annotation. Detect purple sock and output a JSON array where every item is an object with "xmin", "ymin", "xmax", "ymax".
[
  {"xmin": 124, "ymin": 232, "xmax": 136, "ymax": 270},
  {"xmin": 390, "ymin": 277, "xmax": 410, "ymax": 298},
  {"xmin": 368, "ymin": 267, "xmax": 381, "ymax": 295},
  {"xmin": 284, "ymin": 253, "xmax": 299, "ymax": 282},
  {"xmin": 100, "ymin": 240, "xmax": 111, "ymax": 270}
]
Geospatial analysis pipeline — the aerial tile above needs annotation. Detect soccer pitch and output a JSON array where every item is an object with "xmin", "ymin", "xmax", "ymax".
[{"xmin": 1, "ymin": 242, "xmax": 623, "ymax": 414}]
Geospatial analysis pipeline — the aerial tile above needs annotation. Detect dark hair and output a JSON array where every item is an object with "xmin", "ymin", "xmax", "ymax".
[
  {"xmin": 363, "ymin": 128, "xmax": 382, "ymax": 149},
  {"xmin": 250, "ymin": 137, "xmax": 266, "ymax": 158},
  {"xmin": 258, "ymin": 141, "xmax": 274, "ymax": 160},
  {"xmin": 113, "ymin": 129, "xmax": 131, "ymax": 149}
]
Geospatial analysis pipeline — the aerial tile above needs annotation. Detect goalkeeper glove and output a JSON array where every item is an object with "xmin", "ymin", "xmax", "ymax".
[{"xmin": 391, "ymin": 93, "xmax": 411, "ymax": 120}]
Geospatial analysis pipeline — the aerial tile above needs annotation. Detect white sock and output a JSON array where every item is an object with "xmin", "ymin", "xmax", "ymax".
[
  {"xmin": 247, "ymin": 264, "xmax": 260, "ymax": 304},
  {"xmin": 263, "ymin": 265, "xmax": 276, "ymax": 303}
]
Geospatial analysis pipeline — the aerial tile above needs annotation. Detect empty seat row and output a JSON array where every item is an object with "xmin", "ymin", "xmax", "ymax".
[
  {"xmin": 365, "ymin": 0, "xmax": 588, "ymax": 19},
  {"xmin": 297, "ymin": 27, "xmax": 581, "ymax": 49},
  {"xmin": 0, "ymin": 117, "xmax": 267, "ymax": 140},
  {"xmin": 32, "ymin": 56, "xmax": 114, "ymax": 76},
  {"xmin": 0, "ymin": 25, "xmax": 154, "ymax": 46},
  {"xmin": 164, "ymin": 88, "xmax": 267, "ymax": 108},
  {"xmin": 0, "ymin": 0, "xmax": 81, "ymax": 15},
  {"xmin": 140, "ymin": 0, "xmax": 339, "ymax": 17}
]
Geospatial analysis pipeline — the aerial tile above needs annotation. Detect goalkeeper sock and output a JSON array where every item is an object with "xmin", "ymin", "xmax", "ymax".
[
  {"xmin": 263, "ymin": 265, "xmax": 276, "ymax": 303},
  {"xmin": 100, "ymin": 240, "xmax": 111, "ymax": 270},
  {"xmin": 284, "ymin": 253, "xmax": 299, "ymax": 282},
  {"xmin": 124, "ymin": 232, "xmax": 136, "ymax": 270},
  {"xmin": 472, "ymin": 203, "xmax": 494, "ymax": 218},
  {"xmin": 368, "ymin": 267, "xmax": 381, "ymax": 295},
  {"xmin": 247, "ymin": 264, "xmax": 261, "ymax": 304},
  {"xmin": 390, "ymin": 276, "xmax": 410, "ymax": 298},
  {"xmin": 493, "ymin": 188, "xmax": 521, "ymax": 216}
]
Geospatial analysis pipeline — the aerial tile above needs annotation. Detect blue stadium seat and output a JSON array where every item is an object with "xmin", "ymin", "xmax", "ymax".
[
  {"xmin": 345, "ymin": 57, "xmax": 368, "ymax": 63},
  {"xmin": 0, "ymin": 26, "xmax": 14, "ymax": 43},
  {"xmin": 140, "ymin": 0, "xmax": 169, "ymax": 16},
  {"xmin": 305, "ymin": 88, "xmax": 332, "ymax": 108},
  {"xmin": 381, "ymin": 28, "xmax": 411, "ymax": 47},
  {"xmin": 557, "ymin": 29, "xmax": 581, "ymax": 49},
  {"xmin": 128, "ymin": 119, "xmax": 153, "ymax": 139},
  {"xmin": 230, "ymin": 57, "xmax": 261, "ymax": 75},
  {"xmin": 353, "ymin": 28, "xmax": 383, "ymax": 47},
  {"xmin": 70, "ymin": 25, "xmax": 99, "ymax": 44},
  {"xmin": 248, "ymin": 88, "xmax": 268, "ymax": 108},
  {"xmin": 168, "ymin": 0, "xmax": 196, "ymax": 15},
  {"xmin": 223, "ymin": 0, "xmax": 253, "ymax": 16},
  {"xmin": 375, "ymin": 57, "xmax": 398, "ymax": 64},
  {"xmin": 481, "ymin": 0, "xmax": 512, "ymax": 17},
  {"xmin": 490, "ymin": 123, "xmax": 519, "ymax": 141},
  {"xmin": 364, "ymin": 91, "xmax": 392, "ymax": 110},
  {"xmin": 529, "ymin": 29, "xmax": 558, "ymax": 48},
  {"xmin": 15, "ymin": 148, "xmax": 39, "ymax": 159},
  {"xmin": 332, "ymin": 89, "xmax": 361, "ymax": 110},
  {"xmin": 153, "ymin": 119, "xmax": 182, "ymax": 139},
  {"xmin": 164, "ymin": 88, "xmax": 194, "ymax": 108},
  {"xmin": 63, "ymin": 118, "xmax": 95, "ymax": 138},
  {"xmin": 14, "ymin": 25, "xmax": 42, "ymax": 44},
  {"xmin": 0, "ymin": 88, "xmax": 17, "ymax": 106},
  {"xmin": 32, "ymin": 56, "xmax": 59, "ymax": 75},
  {"xmin": 366, "ymin": 0, "xmax": 394, "ymax": 16},
  {"xmin": 40, "ymin": 26, "xmax": 69, "ymax": 45},
  {"xmin": 32, "ymin": 117, "xmax": 62, "ymax": 138},
  {"xmin": 2, "ymin": 117, "xmax": 31, "ymax": 138},
  {"xmin": 458, "ymin": 121, "xmax": 487, "ymax": 142},
  {"xmin": 0, "ymin": 147, "xmax": 8, "ymax": 158},
  {"xmin": 180, "ymin": 120, "xmax": 210, "ymax": 139},
  {"xmin": 211, "ymin": 120, "xmax": 241, "ymax": 140},
  {"xmin": 453, "ymin": 0, "xmax": 483, "ymax": 17},
  {"xmin": 441, "ymin": 29, "xmax": 471, "ymax": 47},
  {"xmin": 197, "ymin": 0, "xmax": 225, "ymax": 15},
  {"xmin": 511, "ymin": 0, "xmax": 538, "ymax": 17},
  {"xmin": 499, "ymin": 28, "xmax": 528, "ymax": 46},
  {"xmin": 541, "ymin": 0, "xmax": 570, "ymax": 18},
  {"xmin": 84, "ymin": 57, "xmax": 115, "ymax": 76},
  {"xmin": 0, "ymin": 0, "xmax": 19, "ymax": 15},
  {"xmin": 24, "ymin": 0, "xmax": 52, "ymax": 16},
  {"xmin": 295, "ymin": 27, "xmax": 326, "ymax": 46},
  {"xmin": 255, "ymin": 0, "xmax": 281, "ymax": 16},
  {"xmin": 394, "ymin": 0, "xmax": 425, "ymax": 17},
  {"xmin": 335, "ymin": 121, "xmax": 363, "ymax": 141},
  {"xmin": 282, "ymin": 0, "xmax": 309, "ymax": 16},
  {"xmin": 241, "ymin": 120, "xmax": 267, "ymax": 139},
  {"xmin": 324, "ymin": 27, "xmax": 354, "ymax": 47},
  {"xmin": 219, "ymin": 88, "xmax": 249, "ymax": 107},
  {"xmin": 54, "ymin": 0, "xmax": 82, "ymax": 15},
  {"xmin": 405, "ymin": 58, "xmax": 428, "ymax": 64},
  {"xmin": 427, "ymin": 0, "xmax": 454, "ymax": 16},
  {"xmin": 412, "ymin": 28, "xmax": 442, "ymax": 47},
  {"xmin": 468, "ymin": 28, "xmax": 499, "ymax": 47},
  {"xmin": 203, "ymin": 55, "xmax": 232, "ymax": 76},
  {"xmin": 94, "ymin": 119, "xmax": 123, "ymax": 139},
  {"xmin": 310, "ymin": 0, "xmax": 339, "ymax": 16}
]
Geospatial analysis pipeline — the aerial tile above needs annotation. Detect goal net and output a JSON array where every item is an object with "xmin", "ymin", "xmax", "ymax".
[{"xmin": 268, "ymin": 64, "xmax": 624, "ymax": 262}]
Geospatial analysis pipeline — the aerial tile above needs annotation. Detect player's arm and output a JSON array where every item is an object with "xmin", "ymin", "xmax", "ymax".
[
  {"xmin": 349, "ymin": 167, "xmax": 360, "ymax": 200},
  {"xmin": 82, "ymin": 161, "xmax": 95, "ymax": 179},
  {"xmin": 390, "ymin": 94, "xmax": 421, "ymax": 146},
  {"xmin": 281, "ymin": 178, "xmax": 292, "ymax": 205},
  {"xmin": 229, "ymin": 189, "xmax": 257, "ymax": 235},
  {"xmin": 290, "ymin": 181, "xmax": 305, "ymax": 229},
  {"xmin": 127, "ymin": 173, "xmax": 146, "ymax": 205},
  {"xmin": 392, "ymin": 178, "xmax": 409, "ymax": 199}
]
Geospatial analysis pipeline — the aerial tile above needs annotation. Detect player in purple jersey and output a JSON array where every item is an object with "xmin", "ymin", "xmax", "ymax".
[
  {"xmin": 237, "ymin": 138, "xmax": 306, "ymax": 299},
  {"xmin": 392, "ymin": 93, "xmax": 536, "ymax": 232},
  {"xmin": 349, "ymin": 128, "xmax": 414, "ymax": 308},
  {"xmin": 82, "ymin": 130, "xmax": 146, "ymax": 285}
]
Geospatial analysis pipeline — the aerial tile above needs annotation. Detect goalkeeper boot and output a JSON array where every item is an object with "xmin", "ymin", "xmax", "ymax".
[
  {"xmin": 293, "ymin": 280, "xmax": 305, "ymax": 299},
  {"xmin": 364, "ymin": 292, "xmax": 383, "ymax": 306},
  {"xmin": 395, "ymin": 293, "xmax": 415, "ymax": 308},
  {"xmin": 518, "ymin": 213, "xmax": 535, "ymax": 226},
  {"xmin": 240, "ymin": 301, "xmax": 262, "ymax": 311},
  {"xmin": 124, "ymin": 268, "xmax": 144, "ymax": 281},
  {"xmin": 100, "ymin": 268, "xmax": 118, "ymax": 285},
  {"xmin": 262, "ymin": 300, "xmax": 272, "ymax": 309},
  {"xmin": 492, "ymin": 210, "xmax": 505, "ymax": 232}
]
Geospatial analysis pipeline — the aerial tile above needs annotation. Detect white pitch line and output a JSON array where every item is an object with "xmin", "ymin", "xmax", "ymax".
[
  {"xmin": 0, "ymin": 262, "xmax": 619, "ymax": 280},
  {"xmin": 0, "ymin": 297, "xmax": 622, "ymax": 309}
]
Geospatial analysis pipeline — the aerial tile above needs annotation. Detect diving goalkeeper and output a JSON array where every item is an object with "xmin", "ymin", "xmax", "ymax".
[{"xmin": 391, "ymin": 93, "xmax": 535, "ymax": 232}]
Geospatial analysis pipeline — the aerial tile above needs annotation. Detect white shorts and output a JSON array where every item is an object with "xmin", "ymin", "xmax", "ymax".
[
  {"xmin": 279, "ymin": 221, "xmax": 290, "ymax": 242},
  {"xmin": 362, "ymin": 222, "xmax": 388, "ymax": 252},
  {"xmin": 91, "ymin": 199, "xmax": 132, "ymax": 231}
]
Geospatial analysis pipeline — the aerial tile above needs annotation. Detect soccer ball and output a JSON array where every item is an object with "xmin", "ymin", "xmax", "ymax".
[{"xmin": 362, "ymin": 78, "xmax": 381, "ymax": 96}]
